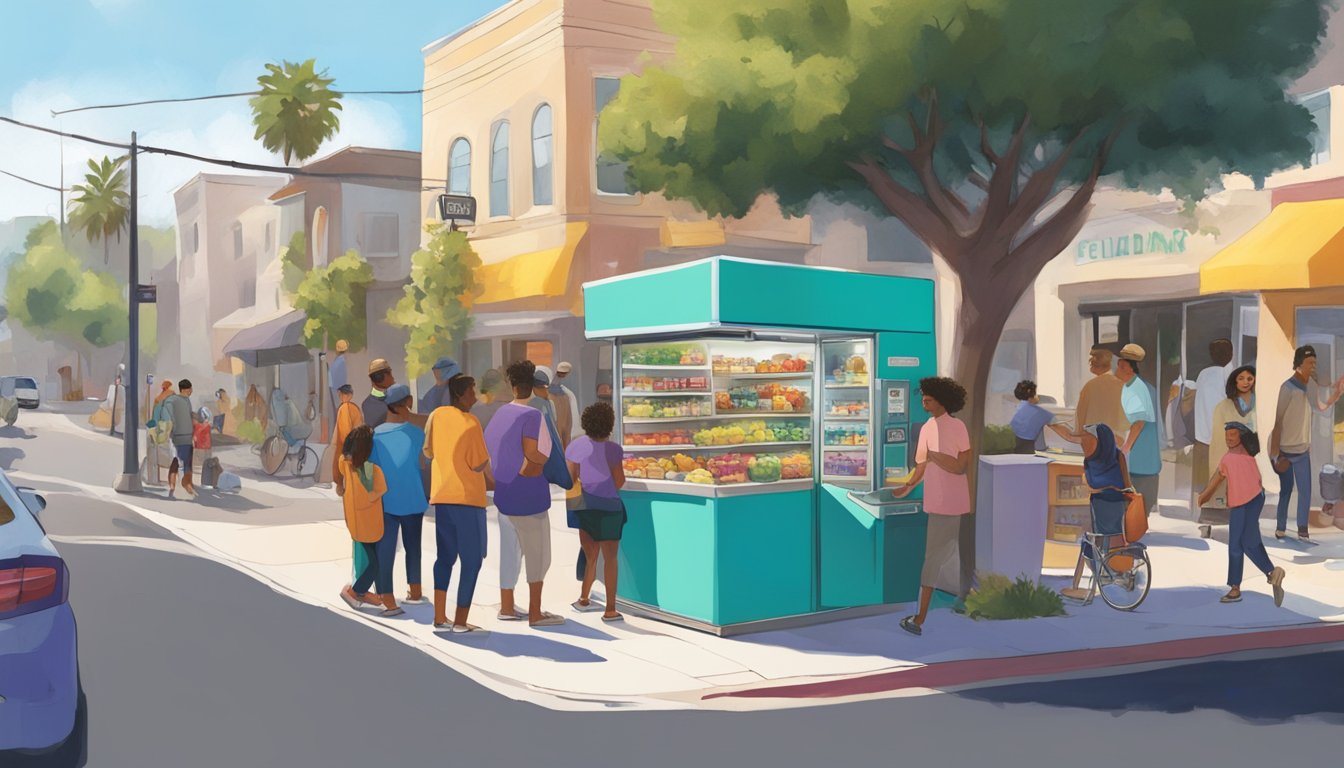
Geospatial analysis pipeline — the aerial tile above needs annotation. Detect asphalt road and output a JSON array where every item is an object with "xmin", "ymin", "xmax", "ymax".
[{"xmin": 9, "ymin": 404, "xmax": 1344, "ymax": 767}]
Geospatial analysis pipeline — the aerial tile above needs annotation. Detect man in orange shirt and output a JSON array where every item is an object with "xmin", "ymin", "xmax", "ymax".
[{"xmin": 423, "ymin": 374, "xmax": 494, "ymax": 633}]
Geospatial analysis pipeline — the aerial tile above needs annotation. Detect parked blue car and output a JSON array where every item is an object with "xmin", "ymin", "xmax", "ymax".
[{"xmin": 0, "ymin": 468, "xmax": 84, "ymax": 765}]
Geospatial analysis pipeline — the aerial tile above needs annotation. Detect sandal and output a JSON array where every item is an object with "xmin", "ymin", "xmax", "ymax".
[
  {"xmin": 379, "ymin": 607, "xmax": 406, "ymax": 618},
  {"xmin": 403, "ymin": 595, "xmax": 429, "ymax": 605},
  {"xmin": 601, "ymin": 613, "xmax": 624, "ymax": 623},
  {"xmin": 572, "ymin": 599, "xmax": 604, "ymax": 613},
  {"xmin": 452, "ymin": 623, "xmax": 490, "ymax": 636},
  {"xmin": 530, "ymin": 612, "xmax": 565, "ymax": 627},
  {"xmin": 497, "ymin": 609, "xmax": 526, "ymax": 621},
  {"xmin": 899, "ymin": 616, "xmax": 922, "ymax": 636}
]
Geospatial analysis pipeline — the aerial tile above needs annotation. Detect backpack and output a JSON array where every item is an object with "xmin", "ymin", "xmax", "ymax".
[{"xmin": 201, "ymin": 457, "xmax": 223, "ymax": 487}]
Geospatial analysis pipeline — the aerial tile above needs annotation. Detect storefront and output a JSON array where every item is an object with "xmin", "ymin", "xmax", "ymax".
[
  {"xmin": 584, "ymin": 257, "xmax": 939, "ymax": 634},
  {"xmin": 1201, "ymin": 198, "xmax": 1344, "ymax": 508}
]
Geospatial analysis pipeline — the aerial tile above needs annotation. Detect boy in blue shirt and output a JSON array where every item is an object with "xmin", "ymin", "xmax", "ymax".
[
  {"xmin": 1010, "ymin": 380, "xmax": 1054, "ymax": 455},
  {"xmin": 371, "ymin": 384, "xmax": 430, "ymax": 604}
]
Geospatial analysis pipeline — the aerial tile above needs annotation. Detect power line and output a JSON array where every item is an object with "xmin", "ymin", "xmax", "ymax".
[
  {"xmin": 0, "ymin": 168, "xmax": 67, "ymax": 192},
  {"xmin": 50, "ymin": 89, "xmax": 424, "ymax": 117},
  {"xmin": 0, "ymin": 113, "xmax": 448, "ymax": 186}
]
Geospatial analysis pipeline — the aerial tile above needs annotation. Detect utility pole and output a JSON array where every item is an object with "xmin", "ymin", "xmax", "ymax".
[{"xmin": 114, "ymin": 131, "xmax": 142, "ymax": 494}]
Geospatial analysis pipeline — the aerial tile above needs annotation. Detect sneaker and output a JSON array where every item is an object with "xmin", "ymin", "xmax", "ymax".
[
  {"xmin": 1060, "ymin": 587, "xmax": 1090, "ymax": 601},
  {"xmin": 433, "ymin": 621, "xmax": 453, "ymax": 631},
  {"xmin": 1275, "ymin": 530, "xmax": 1287, "ymax": 540},
  {"xmin": 1268, "ymin": 567, "xmax": 1286, "ymax": 607},
  {"xmin": 1219, "ymin": 590, "xmax": 1242, "ymax": 603},
  {"xmin": 1298, "ymin": 528, "xmax": 1311, "ymax": 541}
]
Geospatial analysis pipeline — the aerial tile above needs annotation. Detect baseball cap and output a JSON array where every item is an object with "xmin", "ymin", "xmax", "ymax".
[
  {"xmin": 556, "ymin": 361, "xmax": 572, "ymax": 374},
  {"xmin": 335, "ymin": 339, "xmax": 349, "ymax": 353},
  {"xmin": 533, "ymin": 365, "xmax": 553, "ymax": 387},
  {"xmin": 368, "ymin": 358, "xmax": 391, "ymax": 375},
  {"xmin": 337, "ymin": 384, "xmax": 354, "ymax": 395},
  {"xmin": 384, "ymin": 383, "xmax": 412, "ymax": 405},
  {"xmin": 1119, "ymin": 343, "xmax": 1145, "ymax": 362},
  {"xmin": 433, "ymin": 357, "xmax": 461, "ymax": 377}
]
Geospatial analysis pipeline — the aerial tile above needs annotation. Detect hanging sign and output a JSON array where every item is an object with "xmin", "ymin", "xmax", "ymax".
[{"xmin": 438, "ymin": 194, "xmax": 477, "ymax": 222}]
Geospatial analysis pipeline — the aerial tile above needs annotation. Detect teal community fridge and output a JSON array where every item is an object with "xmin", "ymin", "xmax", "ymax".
[{"xmin": 583, "ymin": 257, "xmax": 940, "ymax": 634}]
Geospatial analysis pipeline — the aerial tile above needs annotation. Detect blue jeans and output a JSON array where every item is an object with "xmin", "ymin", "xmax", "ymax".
[
  {"xmin": 352, "ymin": 542, "xmax": 390, "ymax": 595},
  {"xmin": 376, "ymin": 513, "xmax": 424, "ymax": 591},
  {"xmin": 1275, "ymin": 451, "xmax": 1312, "ymax": 532},
  {"xmin": 1228, "ymin": 491, "xmax": 1274, "ymax": 586},
  {"xmin": 434, "ymin": 504, "xmax": 487, "ymax": 608}
]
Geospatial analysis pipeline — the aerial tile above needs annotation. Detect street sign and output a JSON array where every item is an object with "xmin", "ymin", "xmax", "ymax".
[
  {"xmin": 135, "ymin": 284, "xmax": 157, "ymax": 304},
  {"xmin": 438, "ymin": 194, "xmax": 477, "ymax": 222}
]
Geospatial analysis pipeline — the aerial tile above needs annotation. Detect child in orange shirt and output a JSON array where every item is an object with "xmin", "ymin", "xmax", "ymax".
[
  {"xmin": 336, "ymin": 425, "xmax": 401, "ymax": 617},
  {"xmin": 1199, "ymin": 422, "xmax": 1286, "ymax": 607}
]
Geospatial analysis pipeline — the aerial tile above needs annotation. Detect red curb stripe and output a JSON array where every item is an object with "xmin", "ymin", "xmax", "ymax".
[{"xmin": 704, "ymin": 622, "xmax": 1344, "ymax": 701}]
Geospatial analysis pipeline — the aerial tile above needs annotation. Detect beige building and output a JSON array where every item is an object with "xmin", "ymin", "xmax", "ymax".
[{"xmin": 421, "ymin": 0, "xmax": 935, "ymax": 407}]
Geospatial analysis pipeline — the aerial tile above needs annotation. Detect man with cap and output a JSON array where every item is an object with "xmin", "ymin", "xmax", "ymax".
[
  {"xmin": 1269, "ymin": 344, "xmax": 1344, "ymax": 541},
  {"xmin": 1116, "ymin": 343, "xmax": 1161, "ymax": 517},
  {"xmin": 328, "ymin": 339, "xmax": 349, "ymax": 420},
  {"xmin": 551, "ymin": 361, "xmax": 581, "ymax": 448},
  {"xmin": 371, "ymin": 383, "xmax": 430, "ymax": 605},
  {"xmin": 419, "ymin": 356, "xmax": 462, "ymax": 414},
  {"xmin": 363, "ymin": 358, "xmax": 396, "ymax": 428},
  {"xmin": 1050, "ymin": 344, "xmax": 1129, "ymax": 443}
]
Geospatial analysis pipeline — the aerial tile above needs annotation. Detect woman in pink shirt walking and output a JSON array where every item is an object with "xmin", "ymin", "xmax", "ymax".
[
  {"xmin": 1199, "ymin": 421, "xmax": 1286, "ymax": 606},
  {"xmin": 894, "ymin": 377, "xmax": 972, "ymax": 636}
]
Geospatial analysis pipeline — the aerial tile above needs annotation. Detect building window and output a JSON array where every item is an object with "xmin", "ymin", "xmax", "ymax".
[
  {"xmin": 532, "ymin": 104, "xmax": 554, "ymax": 206},
  {"xmin": 449, "ymin": 138, "xmax": 471, "ymax": 196},
  {"xmin": 490, "ymin": 121, "xmax": 510, "ymax": 217},
  {"xmin": 1304, "ymin": 91, "xmax": 1331, "ymax": 166},
  {"xmin": 362, "ymin": 213, "xmax": 399, "ymax": 257},
  {"xmin": 312, "ymin": 206, "xmax": 329, "ymax": 267},
  {"xmin": 232, "ymin": 222, "xmax": 243, "ymax": 260},
  {"xmin": 239, "ymin": 276, "xmax": 256, "ymax": 307},
  {"xmin": 594, "ymin": 77, "xmax": 631, "ymax": 195}
]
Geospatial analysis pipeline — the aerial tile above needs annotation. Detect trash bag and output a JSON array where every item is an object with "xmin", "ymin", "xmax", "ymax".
[
  {"xmin": 217, "ymin": 471, "xmax": 242, "ymax": 491},
  {"xmin": 1, "ymin": 396, "xmax": 18, "ymax": 427}
]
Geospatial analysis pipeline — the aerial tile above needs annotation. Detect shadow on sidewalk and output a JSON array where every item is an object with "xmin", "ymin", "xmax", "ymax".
[
  {"xmin": 0, "ymin": 425, "xmax": 36, "ymax": 441},
  {"xmin": 0, "ymin": 446, "xmax": 25, "ymax": 470},
  {"xmin": 471, "ymin": 631, "xmax": 608, "ymax": 663},
  {"xmin": 957, "ymin": 648, "xmax": 1344, "ymax": 723}
]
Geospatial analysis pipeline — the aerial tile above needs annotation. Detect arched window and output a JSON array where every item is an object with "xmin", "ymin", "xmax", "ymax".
[
  {"xmin": 490, "ymin": 121, "xmax": 510, "ymax": 217},
  {"xmin": 531, "ymin": 104, "xmax": 553, "ymax": 206},
  {"xmin": 448, "ymin": 138, "xmax": 471, "ymax": 195},
  {"xmin": 312, "ymin": 206, "xmax": 329, "ymax": 267}
]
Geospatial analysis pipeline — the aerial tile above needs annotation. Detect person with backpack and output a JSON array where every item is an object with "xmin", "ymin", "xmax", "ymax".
[
  {"xmin": 1199, "ymin": 422, "xmax": 1286, "ymax": 606},
  {"xmin": 1059, "ymin": 423, "xmax": 1132, "ymax": 601},
  {"xmin": 337, "ymin": 425, "xmax": 402, "ymax": 617}
]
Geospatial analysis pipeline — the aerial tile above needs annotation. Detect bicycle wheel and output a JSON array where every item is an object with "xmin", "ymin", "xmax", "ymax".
[
  {"xmin": 1098, "ymin": 547, "xmax": 1151, "ymax": 611},
  {"xmin": 260, "ymin": 436, "xmax": 287, "ymax": 476},
  {"xmin": 294, "ymin": 446, "xmax": 320, "ymax": 477}
]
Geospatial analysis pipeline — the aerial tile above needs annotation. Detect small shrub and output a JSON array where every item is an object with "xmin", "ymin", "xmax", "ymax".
[
  {"xmin": 236, "ymin": 418, "xmax": 265, "ymax": 445},
  {"xmin": 981, "ymin": 424, "xmax": 1017, "ymax": 455},
  {"xmin": 964, "ymin": 573, "xmax": 1066, "ymax": 620}
]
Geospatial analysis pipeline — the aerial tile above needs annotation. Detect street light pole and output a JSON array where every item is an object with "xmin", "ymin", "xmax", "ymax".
[{"xmin": 114, "ymin": 131, "xmax": 142, "ymax": 494}]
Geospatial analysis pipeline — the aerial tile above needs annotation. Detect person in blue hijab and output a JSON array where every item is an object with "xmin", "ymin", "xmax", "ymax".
[{"xmin": 1060, "ymin": 423, "xmax": 1133, "ymax": 600}]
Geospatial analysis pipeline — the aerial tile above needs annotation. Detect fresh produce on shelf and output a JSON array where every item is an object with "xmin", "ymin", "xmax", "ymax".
[
  {"xmin": 686, "ymin": 468, "xmax": 715, "ymax": 484},
  {"xmin": 827, "ymin": 401, "xmax": 869, "ymax": 416},
  {"xmin": 766, "ymin": 421, "xmax": 811, "ymax": 442},
  {"xmin": 824, "ymin": 424, "xmax": 869, "ymax": 446},
  {"xmin": 692, "ymin": 425, "xmax": 749, "ymax": 446},
  {"xmin": 707, "ymin": 453, "xmax": 750, "ymax": 484},
  {"xmin": 780, "ymin": 452, "xmax": 813, "ymax": 479},
  {"xmin": 719, "ymin": 385, "xmax": 809, "ymax": 413},
  {"xmin": 624, "ymin": 345, "xmax": 706, "ymax": 366},
  {"xmin": 823, "ymin": 452, "xmax": 868, "ymax": 477},
  {"xmin": 623, "ymin": 375, "xmax": 709, "ymax": 392},
  {"xmin": 747, "ymin": 454, "xmax": 783, "ymax": 483},
  {"xmin": 672, "ymin": 453, "xmax": 701, "ymax": 472},
  {"xmin": 830, "ymin": 354, "xmax": 870, "ymax": 385},
  {"xmin": 624, "ymin": 398, "xmax": 710, "ymax": 419},
  {"xmin": 625, "ymin": 429, "xmax": 693, "ymax": 446},
  {"xmin": 712, "ymin": 354, "xmax": 812, "ymax": 374}
]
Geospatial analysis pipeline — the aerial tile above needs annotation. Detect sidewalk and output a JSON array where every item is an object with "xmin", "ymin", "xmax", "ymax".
[
  {"xmin": 48, "ymin": 472, "xmax": 1344, "ymax": 712},
  {"xmin": 31, "ymin": 412, "xmax": 1344, "ymax": 712}
]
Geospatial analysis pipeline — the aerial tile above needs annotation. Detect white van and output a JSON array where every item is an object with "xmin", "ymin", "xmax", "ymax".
[{"xmin": 0, "ymin": 376, "xmax": 41, "ymax": 409}]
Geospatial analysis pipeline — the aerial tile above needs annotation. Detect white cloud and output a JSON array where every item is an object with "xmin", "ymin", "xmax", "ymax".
[{"xmin": 0, "ymin": 77, "xmax": 412, "ymax": 227}]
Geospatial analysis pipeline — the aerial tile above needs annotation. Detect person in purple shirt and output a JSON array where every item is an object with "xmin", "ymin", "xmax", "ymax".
[
  {"xmin": 565, "ymin": 402, "xmax": 627, "ymax": 621},
  {"xmin": 1009, "ymin": 380, "xmax": 1054, "ymax": 455},
  {"xmin": 483, "ymin": 360, "xmax": 564, "ymax": 628},
  {"xmin": 370, "ymin": 383, "xmax": 429, "ymax": 605}
]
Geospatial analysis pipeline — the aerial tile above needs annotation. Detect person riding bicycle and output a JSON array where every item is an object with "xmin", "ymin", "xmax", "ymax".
[{"xmin": 1061, "ymin": 423, "xmax": 1132, "ymax": 601}]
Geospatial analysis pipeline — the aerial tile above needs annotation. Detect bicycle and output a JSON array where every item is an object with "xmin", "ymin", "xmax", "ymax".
[
  {"xmin": 255, "ymin": 426, "xmax": 321, "ymax": 477},
  {"xmin": 1071, "ymin": 487, "xmax": 1151, "ymax": 611}
]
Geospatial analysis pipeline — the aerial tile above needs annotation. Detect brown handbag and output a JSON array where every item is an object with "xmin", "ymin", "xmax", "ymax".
[{"xmin": 1123, "ymin": 491, "xmax": 1148, "ymax": 544}]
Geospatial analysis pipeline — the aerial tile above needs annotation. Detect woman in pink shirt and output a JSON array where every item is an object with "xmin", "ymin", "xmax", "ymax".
[
  {"xmin": 894, "ymin": 377, "xmax": 972, "ymax": 636},
  {"xmin": 1199, "ymin": 421, "xmax": 1286, "ymax": 606}
]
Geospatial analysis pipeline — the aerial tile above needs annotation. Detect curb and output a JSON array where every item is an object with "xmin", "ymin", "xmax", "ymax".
[{"xmin": 703, "ymin": 621, "xmax": 1344, "ymax": 702}]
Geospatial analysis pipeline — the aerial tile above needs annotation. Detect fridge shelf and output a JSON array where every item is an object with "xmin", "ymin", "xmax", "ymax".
[
  {"xmin": 622, "ymin": 364, "xmax": 712, "ymax": 372},
  {"xmin": 822, "ymin": 445, "xmax": 870, "ymax": 451},
  {"xmin": 823, "ymin": 414, "xmax": 870, "ymax": 421},
  {"xmin": 624, "ymin": 441, "xmax": 812, "ymax": 453},
  {"xmin": 824, "ymin": 384, "xmax": 870, "ymax": 390},
  {"xmin": 620, "ymin": 391, "xmax": 713, "ymax": 397},
  {"xmin": 624, "ymin": 413, "xmax": 811, "ymax": 425},
  {"xmin": 711, "ymin": 372, "xmax": 814, "ymax": 381}
]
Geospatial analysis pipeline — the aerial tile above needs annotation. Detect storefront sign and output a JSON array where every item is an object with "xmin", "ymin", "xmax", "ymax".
[
  {"xmin": 1075, "ymin": 229, "xmax": 1188, "ymax": 265},
  {"xmin": 887, "ymin": 384, "xmax": 907, "ymax": 416},
  {"xmin": 886, "ymin": 356, "xmax": 920, "ymax": 368},
  {"xmin": 134, "ymin": 284, "xmax": 157, "ymax": 304},
  {"xmin": 437, "ymin": 194, "xmax": 477, "ymax": 222}
]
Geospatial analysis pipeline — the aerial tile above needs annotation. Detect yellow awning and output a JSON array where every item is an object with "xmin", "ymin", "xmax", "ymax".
[
  {"xmin": 660, "ymin": 219, "xmax": 725, "ymax": 248},
  {"xmin": 1201, "ymin": 200, "xmax": 1344, "ymax": 294},
  {"xmin": 475, "ymin": 222, "xmax": 588, "ymax": 305}
]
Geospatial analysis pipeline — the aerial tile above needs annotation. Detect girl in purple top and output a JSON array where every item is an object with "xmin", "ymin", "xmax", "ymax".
[{"xmin": 565, "ymin": 402, "xmax": 627, "ymax": 622}]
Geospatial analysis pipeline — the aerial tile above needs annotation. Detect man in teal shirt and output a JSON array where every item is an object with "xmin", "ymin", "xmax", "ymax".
[{"xmin": 1117, "ymin": 344, "xmax": 1161, "ymax": 516}]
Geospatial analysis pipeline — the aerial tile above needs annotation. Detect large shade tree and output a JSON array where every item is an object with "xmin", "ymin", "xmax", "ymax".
[
  {"xmin": 602, "ymin": 0, "xmax": 1330, "ymax": 574},
  {"xmin": 250, "ymin": 59, "xmax": 343, "ymax": 165},
  {"xmin": 68, "ymin": 155, "xmax": 129, "ymax": 265}
]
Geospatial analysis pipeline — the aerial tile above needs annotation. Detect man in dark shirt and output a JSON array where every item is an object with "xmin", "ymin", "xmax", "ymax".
[
  {"xmin": 166, "ymin": 379, "xmax": 196, "ymax": 497},
  {"xmin": 363, "ymin": 358, "xmax": 396, "ymax": 428},
  {"xmin": 419, "ymin": 356, "xmax": 462, "ymax": 414}
]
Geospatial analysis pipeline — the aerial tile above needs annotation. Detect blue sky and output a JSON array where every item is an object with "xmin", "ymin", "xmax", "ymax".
[{"xmin": 0, "ymin": 0, "xmax": 508, "ymax": 223}]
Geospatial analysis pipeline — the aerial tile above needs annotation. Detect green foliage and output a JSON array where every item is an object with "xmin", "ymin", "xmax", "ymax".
[
  {"xmin": 4, "ymin": 221, "xmax": 127, "ymax": 349},
  {"xmin": 68, "ymin": 155, "xmax": 130, "ymax": 264},
  {"xmin": 236, "ymin": 418, "xmax": 266, "ymax": 445},
  {"xmin": 250, "ymin": 59, "xmax": 343, "ymax": 165},
  {"xmin": 279, "ymin": 231, "xmax": 307, "ymax": 295},
  {"xmin": 292, "ymin": 250, "xmax": 374, "ymax": 351},
  {"xmin": 387, "ymin": 223, "xmax": 482, "ymax": 378},
  {"xmin": 965, "ymin": 573, "xmax": 1067, "ymax": 621},
  {"xmin": 602, "ymin": 0, "xmax": 1327, "ymax": 218},
  {"xmin": 981, "ymin": 424, "xmax": 1017, "ymax": 455}
]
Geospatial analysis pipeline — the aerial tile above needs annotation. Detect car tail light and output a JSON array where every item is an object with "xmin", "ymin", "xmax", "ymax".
[{"xmin": 0, "ymin": 555, "xmax": 68, "ymax": 620}]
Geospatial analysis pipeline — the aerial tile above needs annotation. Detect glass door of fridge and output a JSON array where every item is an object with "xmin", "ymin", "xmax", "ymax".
[{"xmin": 820, "ymin": 337, "xmax": 874, "ymax": 491}]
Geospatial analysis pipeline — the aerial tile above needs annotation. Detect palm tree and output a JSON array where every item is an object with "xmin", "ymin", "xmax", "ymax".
[
  {"xmin": 250, "ymin": 59, "xmax": 343, "ymax": 165},
  {"xmin": 67, "ymin": 155, "xmax": 130, "ymax": 265}
]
